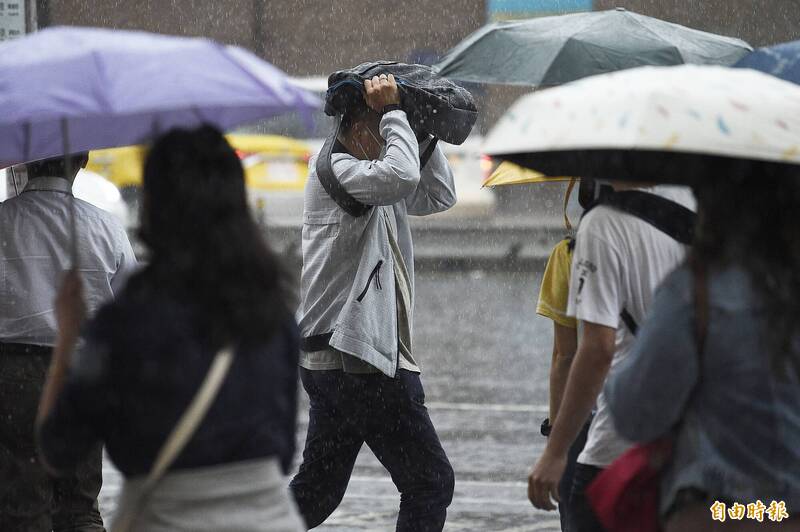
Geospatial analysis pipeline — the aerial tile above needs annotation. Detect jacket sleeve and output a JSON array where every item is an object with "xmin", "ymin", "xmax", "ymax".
[
  {"xmin": 605, "ymin": 267, "xmax": 700, "ymax": 442},
  {"xmin": 334, "ymin": 110, "xmax": 421, "ymax": 206},
  {"xmin": 404, "ymin": 137, "xmax": 457, "ymax": 216}
]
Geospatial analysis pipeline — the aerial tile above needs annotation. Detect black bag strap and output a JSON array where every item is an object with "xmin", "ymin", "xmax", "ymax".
[
  {"xmin": 316, "ymin": 117, "xmax": 372, "ymax": 218},
  {"xmin": 587, "ymin": 190, "xmax": 697, "ymax": 335},
  {"xmin": 301, "ymin": 332, "xmax": 334, "ymax": 352},
  {"xmin": 600, "ymin": 190, "xmax": 696, "ymax": 245},
  {"xmin": 315, "ymin": 116, "xmax": 441, "ymax": 218},
  {"xmin": 419, "ymin": 137, "xmax": 439, "ymax": 168},
  {"xmin": 619, "ymin": 262, "xmax": 705, "ymax": 337},
  {"xmin": 620, "ymin": 309, "xmax": 639, "ymax": 336}
]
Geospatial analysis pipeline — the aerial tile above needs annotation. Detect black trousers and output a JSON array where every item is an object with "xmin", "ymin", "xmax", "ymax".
[
  {"xmin": 558, "ymin": 417, "xmax": 593, "ymax": 532},
  {"xmin": 0, "ymin": 345, "xmax": 105, "ymax": 532},
  {"xmin": 290, "ymin": 368, "xmax": 454, "ymax": 531},
  {"xmin": 568, "ymin": 463, "xmax": 606, "ymax": 532}
]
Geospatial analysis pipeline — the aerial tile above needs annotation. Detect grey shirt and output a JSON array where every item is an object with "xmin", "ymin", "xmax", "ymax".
[
  {"xmin": 297, "ymin": 110, "xmax": 455, "ymax": 376},
  {"xmin": 0, "ymin": 177, "xmax": 137, "ymax": 346}
]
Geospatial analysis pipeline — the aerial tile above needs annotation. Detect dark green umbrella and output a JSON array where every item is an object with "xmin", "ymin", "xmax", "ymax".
[{"xmin": 435, "ymin": 8, "xmax": 751, "ymax": 86}]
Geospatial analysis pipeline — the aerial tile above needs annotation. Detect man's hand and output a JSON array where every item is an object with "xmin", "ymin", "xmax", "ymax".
[
  {"xmin": 527, "ymin": 449, "xmax": 567, "ymax": 511},
  {"xmin": 364, "ymin": 73, "xmax": 400, "ymax": 112}
]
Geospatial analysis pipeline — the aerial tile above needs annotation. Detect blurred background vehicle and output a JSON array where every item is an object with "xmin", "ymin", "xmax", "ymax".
[{"xmin": 87, "ymin": 134, "xmax": 314, "ymax": 225}]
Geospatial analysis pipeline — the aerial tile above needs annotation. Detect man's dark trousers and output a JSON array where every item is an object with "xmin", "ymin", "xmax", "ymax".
[
  {"xmin": 290, "ymin": 368, "xmax": 455, "ymax": 531},
  {"xmin": 568, "ymin": 463, "xmax": 606, "ymax": 532},
  {"xmin": 558, "ymin": 417, "xmax": 592, "ymax": 532},
  {"xmin": 0, "ymin": 344, "xmax": 105, "ymax": 532}
]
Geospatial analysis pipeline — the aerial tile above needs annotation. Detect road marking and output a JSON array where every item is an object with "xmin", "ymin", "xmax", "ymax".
[
  {"xmin": 344, "ymin": 493, "xmax": 532, "ymax": 507},
  {"xmin": 426, "ymin": 401, "xmax": 548, "ymax": 413},
  {"xmin": 502, "ymin": 522, "xmax": 562, "ymax": 531},
  {"xmin": 351, "ymin": 476, "xmax": 528, "ymax": 489}
]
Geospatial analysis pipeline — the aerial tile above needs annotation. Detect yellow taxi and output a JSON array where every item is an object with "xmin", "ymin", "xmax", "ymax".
[{"xmin": 87, "ymin": 134, "xmax": 313, "ymax": 192}]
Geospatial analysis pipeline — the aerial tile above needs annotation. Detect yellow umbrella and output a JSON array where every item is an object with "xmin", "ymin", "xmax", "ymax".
[
  {"xmin": 482, "ymin": 160, "xmax": 572, "ymax": 188},
  {"xmin": 484, "ymin": 161, "xmax": 578, "ymax": 230}
]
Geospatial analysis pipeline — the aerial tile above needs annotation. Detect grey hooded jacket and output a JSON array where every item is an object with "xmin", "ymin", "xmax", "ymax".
[{"xmin": 297, "ymin": 110, "xmax": 456, "ymax": 377}]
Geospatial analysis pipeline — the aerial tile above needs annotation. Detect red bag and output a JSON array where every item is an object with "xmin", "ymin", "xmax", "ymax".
[{"xmin": 586, "ymin": 438, "xmax": 673, "ymax": 532}]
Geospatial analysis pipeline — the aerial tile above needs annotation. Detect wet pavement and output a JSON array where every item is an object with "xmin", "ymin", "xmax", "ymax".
[{"xmin": 99, "ymin": 269, "xmax": 562, "ymax": 531}]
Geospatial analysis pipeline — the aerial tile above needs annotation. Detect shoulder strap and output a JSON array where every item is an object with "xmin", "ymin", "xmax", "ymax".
[
  {"xmin": 316, "ymin": 117, "xmax": 372, "ymax": 218},
  {"xmin": 620, "ymin": 309, "xmax": 639, "ymax": 336},
  {"xmin": 601, "ymin": 190, "xmax": 696, "ymax": 244},
  {"xmin": 113, "ymin": 347, "xmax": 235, "ymax": 532},
  {"xmin": 315, "ymin": 118, "xmax": 440, "ymax": 218},
  {"xmin": 419, "ymin": 137, "xmax": 439, "ymax": 168},
  {"xmin": 591, "ymin": 190, "xmax": 696, "ymax": 335}
]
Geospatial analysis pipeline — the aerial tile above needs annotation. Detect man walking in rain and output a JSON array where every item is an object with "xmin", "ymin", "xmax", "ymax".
[
  {"xmin": 527, "ymin": 180, "xmax": 695, "ymax": 531},
  {"xmin": 290, "ymin": 73, "xmax": 456, "ymax": 530},
  {"xmin": 0, "ymin": 154, "xmax": 137, "ymax": 531}
]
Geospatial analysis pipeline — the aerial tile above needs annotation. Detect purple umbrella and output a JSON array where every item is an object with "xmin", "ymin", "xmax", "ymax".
[{"xmin": 0, "ymin": 26, "xmax": 320, "ymax": 167}]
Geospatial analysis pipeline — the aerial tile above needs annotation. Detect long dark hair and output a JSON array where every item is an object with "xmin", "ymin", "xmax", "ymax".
[
  {"xmin": 136, "ymin": 125, "xmax": 292, "ymax": 347},
  {"xmin": 693, "ymin": 175, "xmax": 800, "ymax": 379}
]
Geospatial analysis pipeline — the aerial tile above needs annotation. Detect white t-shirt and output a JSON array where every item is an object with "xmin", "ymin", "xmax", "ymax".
[{"xmin": 567, "ymin": 185, "xmax": 696, "ymax": 468}]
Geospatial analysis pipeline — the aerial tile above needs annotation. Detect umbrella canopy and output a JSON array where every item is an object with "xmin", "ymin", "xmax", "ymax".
[
  {"xmin": 0, "ymin": 26, "xmax": 320, "ymax": 167},
  {"xmin": 435, "ymin": 8, "xmax": 751, "ymax": 86},
  {"xmin": 483, "ymin": 160, "xmax": 571, "ymax": 187},
  {"xmin": 484, "ymin": 65, "xmax": 800, "ymax": 184},
  {"xmin": 734, "ymin": 40, "xmax": 800, "ymax": 84}
]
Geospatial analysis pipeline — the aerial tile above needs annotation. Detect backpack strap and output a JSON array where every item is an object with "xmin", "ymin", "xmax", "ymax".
[
  {"xmin": 584, "ymin": 190, "xmax": 697, "ymax": 335},
  {"xmin": 315, "ymin": 117, "xmax": 441, "ymax": 218},
  {"xmin": 316, "ymin": 116, "xmax": 372, "ymax": 218},
  {"xmin": 300, "ymin": 332, "xmax": 334, "ymax": 352},
  {"xmin": 619, "ymin": 309, "xmax": 639, "ymax": 336},
  {"xmin": 600, "ymin": 190, "xmax": 696, "ymax": 245},
  {"xmin": 419, "ymin": 136, "xmax": 439, "ymax": 168}
]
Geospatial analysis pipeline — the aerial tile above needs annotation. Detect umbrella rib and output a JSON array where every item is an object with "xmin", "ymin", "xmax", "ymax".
[
  {"xmin": 23, "ymin": 122, "xmax": 31, "ymax": 162},
  {"xmin": 191, "ymin": 105, "xmax": 205, "ymax": 124},
  {"xmin": 89, "ymin": 49, "xmax": 115, "ymax": 114},
  {"xmin": 436, "ymin": 24, "xmax": 501, "ymax": 74},
  {"xmin": 619, "ymin": 12, "xmax": 681, "ymax": 59}
]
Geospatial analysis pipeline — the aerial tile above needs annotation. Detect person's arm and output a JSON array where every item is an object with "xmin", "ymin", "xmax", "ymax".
[
  {"xmin": 529, "ymin": 321, "xmax": 615, "ymax": 510},
  {"xmin": 336, "ymin": 76, "xmax": 421, "ymax": 206},
  {"xmin": 606, "ymin": 268, "xmax": 698, "ymax": 442},
  {"xmin": 335, "ymin": 111, "xmax": 420, "ymax": 206},
  {"xmin": 37, "ymin": 271, "xmax": 109, "ymax": 474},
  {"xmin": 529, "ymin": 217, "xmax": 624, "ymax": 510},
  {"xmin": 549, "ymin": 322, "xmax": 578, "ymax": 423},
  {"xmin": 404, "ymin": 139, "xmax": 457, "ymax": 216},
  {"xmin": 536, "ymin": 239, "xmax": 578, "ymax": 424},
  {"xmin": 36, "ymin": 271, "xmax": 85, "ymax": 473}
]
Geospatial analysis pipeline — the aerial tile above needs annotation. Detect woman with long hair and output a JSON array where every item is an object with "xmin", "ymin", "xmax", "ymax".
[
  {"xmin": 605, "ymin": 175, "xmax": 800, "ymax": 531},
  {"xmin": 36, "ymin": 126, "xmax": 303, "ymax": 531}
]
